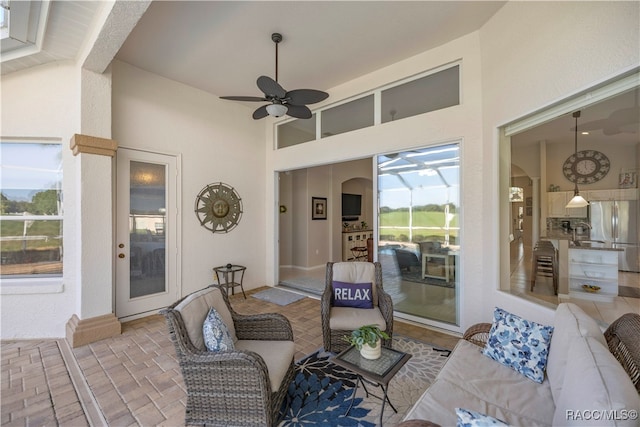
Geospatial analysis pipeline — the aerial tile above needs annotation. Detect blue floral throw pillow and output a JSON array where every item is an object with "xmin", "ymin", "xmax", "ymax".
[
  {"xmin": 481, "ymin": 307, "xmax": 554, "ymax": 383},
  {"xmin": 203, "ymin": 307, "xmax": 235, "ymax": 352},
  {"xmin": 456, "ymin": 408, "xmax": 509, "ymax": 426}
]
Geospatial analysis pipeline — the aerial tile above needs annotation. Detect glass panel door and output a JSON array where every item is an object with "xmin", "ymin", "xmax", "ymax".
[
  {"xmin": 116, "ymin": 148, "xmax": 178, "ymax": 319},
  {"xmin": 129, "ymin": 161, "xmax": 166, "ymax": 298},
  {"xmin": 377, "ymin": 143, "xmax": 460, "ymax": 326}
]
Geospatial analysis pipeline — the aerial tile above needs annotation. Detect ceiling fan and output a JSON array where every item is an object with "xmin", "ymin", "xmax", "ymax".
[
  {"xmin": 577, "ymin": 89, "xmax": 640, "ymax": 136},
  {"xmin": 220, "ymin": 33, "xmax": 329, "ymax": 120}
]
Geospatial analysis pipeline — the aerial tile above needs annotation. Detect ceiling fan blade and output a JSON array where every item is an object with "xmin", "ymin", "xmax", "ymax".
[
  {"xmin": 252, "ymin": 105, "xmax": 269, "ymax": 120},
  {"xmin": 257, "ymin": 75, "xmax": 286, "ymax": 99},
  {"xmin": 286, "ymin": 104, "xmax": 312, "ymax": 119},
  {"xmin": 220, "ymin": 96, "xmax": 267, "ymax": 102},
  {"xmin": 286, "ymin": 89, "xmax": 329, "ymax": 105}
]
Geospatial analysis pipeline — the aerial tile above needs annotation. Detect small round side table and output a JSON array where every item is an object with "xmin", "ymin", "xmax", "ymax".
[{"xmin": 213, "ymin": 264, "xmax": 247, "ymax": 299}]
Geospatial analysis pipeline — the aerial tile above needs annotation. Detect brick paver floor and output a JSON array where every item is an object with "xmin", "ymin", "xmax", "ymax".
[{"xmin": 1, "ymin": 287, "xmax": 460, "ymax": 426}]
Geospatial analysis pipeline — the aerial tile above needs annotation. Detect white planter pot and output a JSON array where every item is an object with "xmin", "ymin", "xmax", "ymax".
[{"xmin": 360, "ymin": 340, "xmax": 381, "ymax": 360}]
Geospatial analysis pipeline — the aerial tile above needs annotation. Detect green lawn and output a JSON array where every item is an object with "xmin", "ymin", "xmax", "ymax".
[{"xmin": 379, "ymin": 211, "xmax": 459, "ymax": 243}]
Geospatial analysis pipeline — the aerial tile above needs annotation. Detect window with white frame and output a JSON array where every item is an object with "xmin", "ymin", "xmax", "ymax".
[
  {"xmin": 1, "ymin": 140, "xmax": 63, "ymax": 277},
  {"xmin": 276, "ymin": 63, "xmax": 461, "ymax": 149}
]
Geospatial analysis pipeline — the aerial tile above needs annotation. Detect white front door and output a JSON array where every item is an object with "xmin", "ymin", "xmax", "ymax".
[{"xmin": 115, "ymin": 148, "xmax": 180, "ymax": 319}]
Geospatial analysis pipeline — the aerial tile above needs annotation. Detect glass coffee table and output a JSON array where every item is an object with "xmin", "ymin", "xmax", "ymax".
[{"xmin": 332, "ymin": 345, "xmax": 411, "ymax": 426}]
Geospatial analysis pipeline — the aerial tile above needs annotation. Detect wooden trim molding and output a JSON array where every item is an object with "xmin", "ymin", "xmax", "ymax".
[
  {"xmin": 70, "ymin": 133, "xmax": 118, "ymax": 157},
  {"xmin": 66, "ymin": 313, "xmax": 121, "ymax": 348}
]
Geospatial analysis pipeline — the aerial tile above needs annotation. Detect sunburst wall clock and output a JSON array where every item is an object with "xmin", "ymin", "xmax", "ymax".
[
  {"xmin": 563, "ymin": 150, "xmax": 610, "ymax": 184},
  {"xmin": 194, "ymin": 182, "xmax": 243, "ymax": 233}
]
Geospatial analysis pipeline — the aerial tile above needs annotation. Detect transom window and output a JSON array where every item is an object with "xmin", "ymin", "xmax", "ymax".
[{"xmin": 276, "ymin": 63, "xmax": 460, "ymax": 149}]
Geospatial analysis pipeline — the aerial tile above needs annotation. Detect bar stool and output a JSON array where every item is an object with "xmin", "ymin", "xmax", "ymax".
[{"xmin": 530, "ymin": 240, "xmax": 558, "ymax": 295}]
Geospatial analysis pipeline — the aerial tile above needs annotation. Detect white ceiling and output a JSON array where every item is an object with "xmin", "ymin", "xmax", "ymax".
[
  {"xmin": 114, "ymin": 1, "xmax": 506, "ymax": 98},
  {"xmin": 2, "ymin": 1, "xmax": 638, "ymax": 148}
]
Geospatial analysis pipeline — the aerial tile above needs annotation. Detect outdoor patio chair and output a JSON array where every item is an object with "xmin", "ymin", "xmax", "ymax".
[
  {"xmin": 161, "ymin": 285, "xmax": 296, "ymax": 426},
  {"xmin": 604, "ymin": 312, "xmax": 640, "ymax": 392},
  {"xmin": 321, "ymin": 261, "xmax": 393, "ymax": 353}
]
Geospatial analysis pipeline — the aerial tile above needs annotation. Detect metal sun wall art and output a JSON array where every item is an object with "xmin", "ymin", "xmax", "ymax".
[{"xmin": 194, "ymin": 182, "xmax": 243, "ymax": 233}]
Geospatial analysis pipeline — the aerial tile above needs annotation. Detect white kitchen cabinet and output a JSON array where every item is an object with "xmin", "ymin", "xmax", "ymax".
[
  {"xmin": 547, "ymin": 192, "xmax": 588, "ymax": 217},
  {"xmin": 586, "ymin": 188, "xmax": 638, "ymax": 201},
  {"xmin": 568, "ymin": 248, "xmax": 618, "ymax": 302}
]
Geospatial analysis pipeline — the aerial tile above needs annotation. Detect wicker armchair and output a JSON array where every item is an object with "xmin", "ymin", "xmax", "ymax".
[
  {"xmin": 321, "ymin": 261, "xmax": 393, "ymax": 353},
  {"xmin": 161, "ymin": 285, "xmax": 296, "ymax": 426},
  {"xmin": 604, "ymin": 312, "xmax": 640, "ymax": 392},
  {"xmin": 462, "ymin": 322, "xmax": 492, "ymax": 347}
]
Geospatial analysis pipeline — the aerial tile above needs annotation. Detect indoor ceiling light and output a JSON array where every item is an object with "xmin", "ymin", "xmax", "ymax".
[
  {"xmin": 266, "ymin": 103, "xmax": 287, "ymax": 117},
  {"xmin": 566, "ymin": 111, "xmax": 589, "ymax": 208}
]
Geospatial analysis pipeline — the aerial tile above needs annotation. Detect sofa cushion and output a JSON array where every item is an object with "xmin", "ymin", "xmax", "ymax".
[
  {"xmin": 332, "ymin": 281, "xmax": 373, "ymax": 308},
  {"xmin": 482, "ymin": 307, "xmax": 554, "ymax": 383},
  {"xmin": 547, "ymin": 303, "xmax": 606, "ymax": 402},
  {"xmin": 174, "ymin": 287, "xmax": 237, "ymax": 350},
  {"xmin": 235, "ymin": 340, "xmax": 295, "ymax": 392},
  {"xmin": 332, "ymin": 262, "xmax": 378, "ymax": 305},
  {"xmin": 552, "ymin": 336, "xmax": 640, "ymax": 426},
  {"xmin": 329, "ymin": 306, "xmax": 386, "ymax": 331},
  {"xmin": 203, "ymin": 307, "xmax": 235, "ymax": 352},
  {"xmin": 417, "ymin": 339, "xmax": 554, "ymax": 426},
  {"xmin": 455, "ymin": 408, "xmax": 509, "ymax": 426}
]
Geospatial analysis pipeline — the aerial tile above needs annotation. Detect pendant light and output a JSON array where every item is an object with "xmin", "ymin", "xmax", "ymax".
[{"xmin": 566, "ymin": 111, "xmax": 589, "ymax": 208}]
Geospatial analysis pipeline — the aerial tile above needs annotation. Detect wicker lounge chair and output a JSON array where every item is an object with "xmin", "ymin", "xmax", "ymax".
[
  {"xmin": 604, "ymin": 312, "xmax": 640, "ymax": 392},
  {"xmin": 161, "ymin": 285, "xmax": 296, "ymax": 426},
  {"xmin": 321, "ymin": 261, "xmax": 393, "ymax": 353}
]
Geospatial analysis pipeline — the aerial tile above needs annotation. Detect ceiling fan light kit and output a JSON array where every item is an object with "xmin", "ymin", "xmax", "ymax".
[{"xmin": 221, "ymin": 33, "xmax": 329, "ymax": 120}]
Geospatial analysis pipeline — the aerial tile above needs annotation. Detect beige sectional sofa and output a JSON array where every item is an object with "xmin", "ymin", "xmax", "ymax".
[{"xmin": 403, "ymin": 303, "xmax": 640, "ymax": 426}]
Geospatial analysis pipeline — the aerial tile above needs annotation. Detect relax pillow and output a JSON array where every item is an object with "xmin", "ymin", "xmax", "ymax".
[
  {"xmin": 203, "ymin": 307, "xmax": 235, "ymax": 352},
  {"xmin": 455, "ymin": 408, "xmax": 509, "ymax": 426},
  {"xmin": 332, "ymin": 281, "xmax": 373, "ymax": 309},
  {"xmin": 482, "ymin": 307, "xmax": 554, "ymax": 383}
]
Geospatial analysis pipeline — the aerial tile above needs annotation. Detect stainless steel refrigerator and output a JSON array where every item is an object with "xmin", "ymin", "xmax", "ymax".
[{"xmin": 589, "ymin": 200, "xmax": 639, "ymax": 272}]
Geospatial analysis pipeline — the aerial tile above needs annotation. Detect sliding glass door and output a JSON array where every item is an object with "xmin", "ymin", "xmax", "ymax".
[{"xmin": 377, "ymin": 143, "xmax": 460, "ymax": 326}]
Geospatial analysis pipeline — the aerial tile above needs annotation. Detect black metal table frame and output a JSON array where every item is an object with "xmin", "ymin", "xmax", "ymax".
[
  {"xmin": 213, "ymin": 265, "xmax": 247, "ymax": 299},
  {"xmin": 332, "ymin": 345, "xmax": 411, "ymax": 426}
]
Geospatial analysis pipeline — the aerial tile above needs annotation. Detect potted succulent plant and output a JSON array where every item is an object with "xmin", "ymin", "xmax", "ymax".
[{"xmin": 345, "ymin": 325, "xmax": 389, "ymax": 359}]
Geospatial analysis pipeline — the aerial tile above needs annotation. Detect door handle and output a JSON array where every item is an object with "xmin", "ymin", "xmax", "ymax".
[{"xmin": 118, "ymin": 253, "xmax": 125, "ymax": 258}]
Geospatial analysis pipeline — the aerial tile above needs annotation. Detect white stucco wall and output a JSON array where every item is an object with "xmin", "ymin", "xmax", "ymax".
[
  {"xmin": 111, "ymin": 61, "xmax": 265, "ymax": 297},
  {"xmin": 1, "ymin": 62, "xmax": 81, "ymax": 338},
  {"xmin": 265, "ymin": 32, "xmax": 484, "ymax": 332},
  {"xmin": 2, "ymin": 1, "xmax": 638, "ymax": 339},
  {"xmin": 481, "ymin": 1, "xmax": 640, "ymax": 325},
  {"xmin": 265, "ymin": 1, "xmax": 639, "ymax": 331}
]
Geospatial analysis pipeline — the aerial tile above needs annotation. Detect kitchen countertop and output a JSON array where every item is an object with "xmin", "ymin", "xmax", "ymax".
[
  {"xmin": 569, "ymin": 241, "xmax": 623, "ymax": 251},
  {"xmin": 543, "ymin": 232, "xmax": 622, "ymax": 251},
  {"xmin": 544, "ymin": 231, "xmax": 587, "ymax": 240}
]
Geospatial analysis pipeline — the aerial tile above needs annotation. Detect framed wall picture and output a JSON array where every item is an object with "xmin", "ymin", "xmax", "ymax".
[
  {"xmin": 312, "ymin": 197, "xmax": 327, "ymax": 220},
  {"xmin": 619, "ymin": 172, "xmax": 637, "ymax": 189}
]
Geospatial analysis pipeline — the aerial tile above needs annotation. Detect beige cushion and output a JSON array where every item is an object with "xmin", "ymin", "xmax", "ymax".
[
  {"xmin": 329, "ymin": 306, "xmax": 386, "ymax": 331},
  {"xmin": 417, "ymin": 339, "xmax": 554, "ymax": 426},
  {"xmin": 332, "ymin": 262, "xmax": 378, "ymax": 305},
  {"xmin": 174, "ymin": 287, "xmax": 237, "ymax": 350},
  {"xmin": 405, "ymin": 377, "xmax": 552, "ymax": 427},
  {"xmin": 547, "ymin": 303, "xmax": 606, "ymax": 401},
  {"xmin": 235, "ymin": 340, "xmax": 295, "ymax": 392},
  {"xmin": 552, "ymin": 336, "xmax": 640, "ymax": 426}
]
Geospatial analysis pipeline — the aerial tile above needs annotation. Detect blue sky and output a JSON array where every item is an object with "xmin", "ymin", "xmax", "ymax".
[{"xmin": 1, "ymin": 143, "xmax": 62, "ymax": 201}]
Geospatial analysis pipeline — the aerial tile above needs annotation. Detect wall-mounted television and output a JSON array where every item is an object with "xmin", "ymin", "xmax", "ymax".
[{"xmin": 342, "ymin": 193, "xmax": 362, "ymax": 218}]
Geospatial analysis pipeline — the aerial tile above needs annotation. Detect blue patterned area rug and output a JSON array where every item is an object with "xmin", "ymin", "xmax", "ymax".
[{"xmin": 279, "ymin": 336, "xmax": 451, "ymax": 426}]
